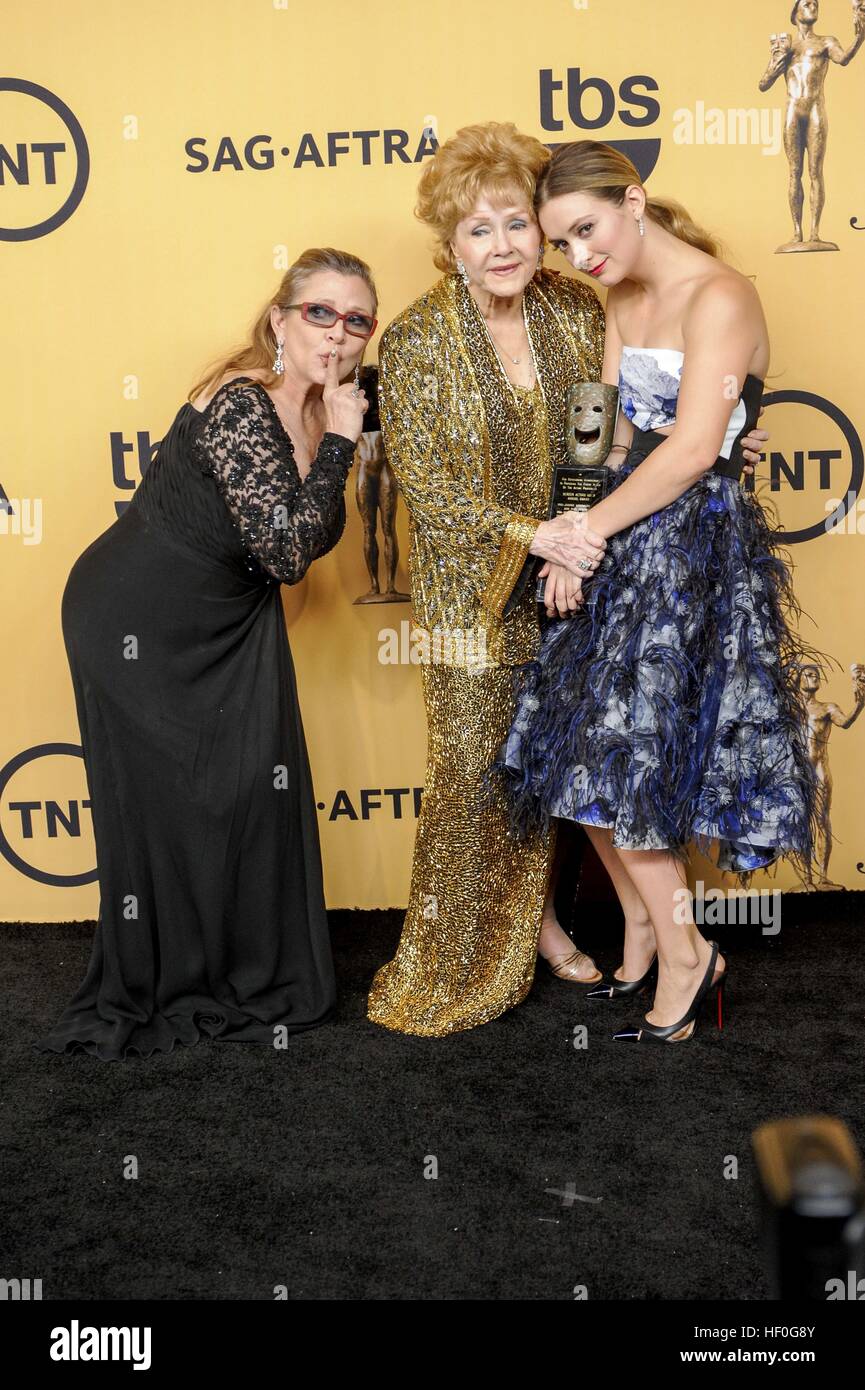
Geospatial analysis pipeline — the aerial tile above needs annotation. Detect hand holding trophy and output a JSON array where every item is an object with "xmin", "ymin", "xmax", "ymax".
[
  {"xmin": 534, "ymin": 381, "xmax": 620, "ymax": 605},
  {"xmin": 502, "ymin": 381, "xmax": 619, "ymax": 620}
]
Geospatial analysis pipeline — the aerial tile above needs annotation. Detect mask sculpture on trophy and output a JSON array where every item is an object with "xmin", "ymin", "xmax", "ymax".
[{"xmin": 566, "ymin": 380, "xmax": 621, "ymax": 467}]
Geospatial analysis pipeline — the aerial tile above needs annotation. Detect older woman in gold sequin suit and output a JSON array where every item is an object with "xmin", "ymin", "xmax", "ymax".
[{"xmin": 366, "ymin": 123, "xmax": 607, "ymax": 1036}]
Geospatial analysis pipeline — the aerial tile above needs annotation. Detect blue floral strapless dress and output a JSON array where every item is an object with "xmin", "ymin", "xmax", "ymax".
[{"xmin": 488, "ymin": 347, "xmax": 824, "ymax": 878}]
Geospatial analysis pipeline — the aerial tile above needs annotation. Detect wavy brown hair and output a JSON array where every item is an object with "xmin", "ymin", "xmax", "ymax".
[
  {"xmin": 187, "ymin": 247, "xmax": 378, "ymax": 402},
  {"xmin": 535, "ymin": 140, "xmax": 724, "ymax": 259}
]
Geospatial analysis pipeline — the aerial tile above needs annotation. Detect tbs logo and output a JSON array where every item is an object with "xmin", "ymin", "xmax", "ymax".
[{"xmin": 539, "ymin": 67, "xmax": 661, "ymax": 181}]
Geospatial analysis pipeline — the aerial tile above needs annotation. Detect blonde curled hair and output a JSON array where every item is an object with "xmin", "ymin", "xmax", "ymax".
[{"xmin": 414, "ymin": 121, "xmax": 552, "ymax": 272}]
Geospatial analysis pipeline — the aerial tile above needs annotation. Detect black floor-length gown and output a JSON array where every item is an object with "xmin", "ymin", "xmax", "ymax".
[{"xmin": 34, "ymin": 377, "xmax": 356, "ymax": 1060}]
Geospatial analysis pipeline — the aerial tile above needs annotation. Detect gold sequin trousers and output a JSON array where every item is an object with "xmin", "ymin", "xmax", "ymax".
[{"xmin": 367, "ymin": 662, "xmax": 555, "ymax": 1036}]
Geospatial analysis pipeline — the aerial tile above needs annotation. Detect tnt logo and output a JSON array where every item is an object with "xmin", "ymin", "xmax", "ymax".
[
  {"xmin": 757, "ymin": 390, "xmax": 863, "ymax": 544},
  {"xmin": 0, "ymin": 79, "xmax": 90, "ymax": 241},
  {"xmin": 0, "ymin": 745, "xmax": 96, "ymax": 886}
]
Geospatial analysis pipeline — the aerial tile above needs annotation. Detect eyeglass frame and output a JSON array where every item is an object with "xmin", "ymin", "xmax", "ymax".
[{"xmin": 282, "ymin": 301, "xmax": 378, "ymax": 339}]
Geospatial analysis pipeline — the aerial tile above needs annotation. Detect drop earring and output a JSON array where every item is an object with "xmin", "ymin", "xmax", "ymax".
[
  {"xmin": 273, "ymin": 338, "xmax": 285, "ymax": 374},
  {"xmin": 455, "ymin": 257, "xmax": 470, "ymax": 287},
  {"xmin": 536, "ymin": 240, "xmax": 546, "ymax": 270},
  {"xmin": 352, "ymin": 364, "xmax": 361, "ymax": 397},
  {"xmin": 637, "ymin": 215, "xmax": 645, "ymax": 238}
]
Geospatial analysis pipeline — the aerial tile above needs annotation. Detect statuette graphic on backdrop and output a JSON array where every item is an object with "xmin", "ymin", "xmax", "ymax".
[{"xmin": 758, "ymin": 1, "xmax": 865, "ymax": 252}]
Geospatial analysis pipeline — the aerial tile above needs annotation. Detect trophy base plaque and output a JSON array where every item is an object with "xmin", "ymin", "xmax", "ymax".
[{"xmin": 533, "ymin": 462, "xmax": 612, "ymax": 603}]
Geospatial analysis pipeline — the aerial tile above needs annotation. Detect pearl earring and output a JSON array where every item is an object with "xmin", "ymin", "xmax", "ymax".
[
  {"xmin": 637, "ymin": 215, "xmax": 645, "ymax": 238},
  {"xmin": 273, "ymin": 338, "xmax": 285, "ymax": 374},
  {"xmin": 455, "ymin": 257, "xmax": 470, "ymax": 287}
]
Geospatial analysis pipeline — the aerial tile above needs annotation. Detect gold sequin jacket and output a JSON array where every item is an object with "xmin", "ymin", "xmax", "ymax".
[{"xmin": 376, "ymin": 269, "xmax": 606, "ymax": 667}]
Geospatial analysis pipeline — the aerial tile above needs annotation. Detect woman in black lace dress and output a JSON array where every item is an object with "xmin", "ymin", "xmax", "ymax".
[{"xmin": 34, "ymin": 247, "xmax": 376, "ymax": 1060}]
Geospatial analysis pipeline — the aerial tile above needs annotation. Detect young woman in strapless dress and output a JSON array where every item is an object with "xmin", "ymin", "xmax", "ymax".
[{"xmin": 491, "ymin": 141, "xmax": 823, "ymax": 1045}]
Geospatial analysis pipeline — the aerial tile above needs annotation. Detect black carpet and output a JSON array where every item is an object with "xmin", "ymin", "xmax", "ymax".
[{"xmin": 2, "ymin": 893, "xmax": 862, "ymax": 1301}]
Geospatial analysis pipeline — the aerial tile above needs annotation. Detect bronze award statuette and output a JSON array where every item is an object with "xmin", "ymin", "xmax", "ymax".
[
  {"xmin": 532, "ymin": 381, "xmax": 619, "ymax": 604},
  {"xmin": 352, "ymin": 365, "xmax": 410, "ymax": 605},
  {"xmin": 758, "ymin": 2, "xmax": 865, "ymax": 254}
]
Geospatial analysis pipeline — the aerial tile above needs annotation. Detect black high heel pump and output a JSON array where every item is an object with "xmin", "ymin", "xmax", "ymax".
[
  {"xmin": 586, "ymin": 953, "xmax": 658, "ymax": 1000},
  {"xmin": 613, "ymin": 941, "xmax": 727, "ymax": 1044}
]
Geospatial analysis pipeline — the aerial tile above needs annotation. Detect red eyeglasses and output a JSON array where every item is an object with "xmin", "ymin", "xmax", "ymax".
[{"xmin": 285, "ymin": 302, "xmax": 378, "ymax": 338}]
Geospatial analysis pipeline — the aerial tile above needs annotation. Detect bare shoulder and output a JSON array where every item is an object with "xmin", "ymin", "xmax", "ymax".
[
  {"xmin": 689, "ymin": 265, "xmax": 762, "ymax": 322},
  {"xmin": 685, "ymin": 267, "xmax": 768, "ymax": 374},
  {"xmin": 191, "ymin": 368, "xmax": 266, "ymax": 413}
]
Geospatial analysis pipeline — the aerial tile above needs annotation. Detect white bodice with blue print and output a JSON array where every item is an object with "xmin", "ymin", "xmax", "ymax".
[{"xmin": 618, "ymin": 346, "xmax": 747, "ymax": 461}]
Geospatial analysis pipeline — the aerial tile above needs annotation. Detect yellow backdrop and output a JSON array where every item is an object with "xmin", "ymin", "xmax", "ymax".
[{"xmin": 2, "ymin": 0, "xmax": 863, "ymax": 918}]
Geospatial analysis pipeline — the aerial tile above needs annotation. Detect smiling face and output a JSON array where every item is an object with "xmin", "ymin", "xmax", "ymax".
[
  {"xmin": 449, "ymin": 194, "xmax": 542, "ymax": 297},
  {"xmin": 271, "ymin": 270, "xmax": 376, "ymax": 385},
  {"xmin": 566, "ymin": 381, "xmax": 620, "ymax": 465},
  {"xmin": 539, "ymin": 187, "xmax": 644, "ymax": 287}
]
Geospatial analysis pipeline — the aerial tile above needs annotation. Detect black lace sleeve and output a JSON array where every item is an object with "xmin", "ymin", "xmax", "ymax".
[{"xmin": 192, "ymin": 380, "xmax": 356, "ymax": 585}]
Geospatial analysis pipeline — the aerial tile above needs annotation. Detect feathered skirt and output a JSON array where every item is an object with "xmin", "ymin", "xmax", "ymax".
[{"xmin": 488, "ymin": 428, "xmax": 825, "ymax": 878}]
